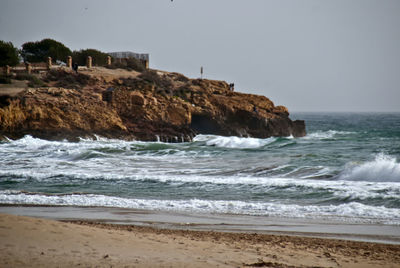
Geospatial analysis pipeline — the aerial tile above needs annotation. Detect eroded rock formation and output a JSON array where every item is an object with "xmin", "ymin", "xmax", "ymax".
[{"xmin": 0, "ymin": 68, "xmax": 305, "ymax": 141}]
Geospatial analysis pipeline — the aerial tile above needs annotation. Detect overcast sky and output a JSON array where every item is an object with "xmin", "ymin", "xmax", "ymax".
[{"xmin": 1, "ymin": 0, "xmax": 399, "ymax": 112}]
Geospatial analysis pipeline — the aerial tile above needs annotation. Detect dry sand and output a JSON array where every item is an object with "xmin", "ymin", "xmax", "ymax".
[{"xmin": 1, "ymin": 213, "xmax": 399, "ymax": 267}]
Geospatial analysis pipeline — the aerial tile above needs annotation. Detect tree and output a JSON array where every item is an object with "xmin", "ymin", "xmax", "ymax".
[
  {"xmin": 72, "ymin": 49, "xmax": 110, "ymax": 66},
  {"xmin": 107, "ymin": 57, "xmax": 145, "ymax": 72},
  {"xmin": 21, "ymin": 38, "xmax": 72, "ymax": 63},
  {"xmin": 0, "ymin": 40, "xmax": 19, "ymax": 67}
]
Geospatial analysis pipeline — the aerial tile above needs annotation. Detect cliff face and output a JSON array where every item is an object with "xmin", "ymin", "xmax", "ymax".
[{"xmin": 0, "ymin": 68, "xmax": 305, "ymax": 141}]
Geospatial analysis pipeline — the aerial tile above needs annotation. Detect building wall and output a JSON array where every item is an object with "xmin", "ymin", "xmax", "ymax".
[{"xmin": 108, "ymin": 51, "xmax": 149, "ymax": 61}]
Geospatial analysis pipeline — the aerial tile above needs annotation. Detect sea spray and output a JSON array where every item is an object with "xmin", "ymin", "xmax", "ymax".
[
  {"xmin": 338, "ymin": 153, "xmax": 400, "ymax": 182},
  {"xmin": 195, "ymin": 135, "xmax": 276, "ymax": 149},
  {"xmin": 1, "ymin": 113, "xmax": 400, "ymax": 225}
]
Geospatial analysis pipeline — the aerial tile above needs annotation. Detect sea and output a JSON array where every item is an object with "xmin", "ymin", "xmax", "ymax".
[{"xmin": 1, "ymin": 112, "xmax": 400, "ymax": 225}]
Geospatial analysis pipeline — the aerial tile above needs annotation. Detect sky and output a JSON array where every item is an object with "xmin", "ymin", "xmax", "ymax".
[{"xmin": 1, "ymin": 0, "xmax": 399, "ymax": 112}]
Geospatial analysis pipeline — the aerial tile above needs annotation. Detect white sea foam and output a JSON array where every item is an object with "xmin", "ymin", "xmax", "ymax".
[
  {"xmin": 3, "ymin": 135, "xmax": 191, "ymax": 161},
  {"xmin": 9, "ymin": 135, "xmax": 68, "ymax": 150},
  {"xmin": 338, "ymin": 153, "xmax": 400, "ymax": 182},
  {"xmin": 2, "ymin": 134, "xmax": 399, "ymax": 225},
  {"xmin": 304, "ymin": 130, "xmax": 355, "ymax": 140},
  {"xmin": 0, "ymin": 190, "xmax": 399, "ymax": 224},
  {"xmin": 194, "ymin": 135, "xmax": 276, "ymax": 149},
  {"xmin": 1, "ymin": 168, "xmax": 398, "ymax": 203}
]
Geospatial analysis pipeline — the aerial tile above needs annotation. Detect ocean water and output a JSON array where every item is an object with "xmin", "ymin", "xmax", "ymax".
[{"xmin": 1, "ymin": 113, "xmax": 400, "ymax": 225}]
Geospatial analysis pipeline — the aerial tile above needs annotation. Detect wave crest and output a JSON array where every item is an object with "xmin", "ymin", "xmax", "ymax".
[
  {"xmin": 305, "ymin": 130, "xmax": 355, "ymax": 140},
  {"xmin": 194, "ymin": 135, "xmax": 277, "ymax": 149},
  {"xmin": 1, "ymin": 191, "xmax": 399, "ymax": 224},
  {"xmin": 338, "ymin": 154, "xmax": 400, "ymax": 182}
]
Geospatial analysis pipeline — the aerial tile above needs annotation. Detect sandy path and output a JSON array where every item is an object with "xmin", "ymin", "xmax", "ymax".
[{"xmin": 0, "ymin": 213, "xmax": 399, "ymax": 267}]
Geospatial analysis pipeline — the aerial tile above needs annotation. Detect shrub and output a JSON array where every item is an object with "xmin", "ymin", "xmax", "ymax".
[
  {"xmin": 21, "ymin": 38, "xmax": 72, "ymax": 63},
  {"xmin": 107, "ymin": 57, "xmax": 145, "ymax": 72},
  {"xmin": 191, "ymin": 79, "xmax": 204, "ymax": 86},
  {"xmin": 120, "ymin": 77, "xmax": 140, "ymax": 88},
  {"xmin": 0, "ymin": 74, "xmax": 11, "ymax": 84},
  {"xmin": 15, "ymin": 73, "xmax": 46, "ymax": 87},
  {"xmin": 72, "ymin": 49, "xmax": 110, "ymax": 66},
  {"xmin": 139, "ymin": 70, "xmax": 159, "ymax": 83},
  {"xmin": 27, "ymin": 79, "xmax": 46, "ymax": 88},
  {"xmin": 139, "ymin": 70, "xmax": 173, "ymax": 90},
  {"xmin": 171, "ymin": 72, "xmax": 189, "ymax": 83},
  {"xmin": 15, "ymin": 73, "xmax": 34, "ymax": 81},
  {"xmin": 45, "ymin": 69, "xmax": 93, "ymax": 89},
  {"xmin": 0, "ymin": 40, "xmax": 19, "ymax": 67},
  {"xmin": 173, "ymin": 86, "xmax": 192, "ymax": 100}
]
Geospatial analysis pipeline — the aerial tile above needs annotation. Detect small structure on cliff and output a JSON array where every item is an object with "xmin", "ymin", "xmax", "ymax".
[{"xmin": 108, "ymin": 51, "xmax": 149, "ymax": 69}]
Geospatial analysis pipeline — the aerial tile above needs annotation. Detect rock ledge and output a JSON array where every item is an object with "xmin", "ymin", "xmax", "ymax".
[{"xmin": 0, "ymin": 68, "xmax": 305, "ymax": 141}]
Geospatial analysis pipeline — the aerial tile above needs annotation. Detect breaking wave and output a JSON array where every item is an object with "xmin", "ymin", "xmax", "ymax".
[
  {"xmin": 305, "ymin": 130, "xmax": 356, "ymax": 140},
  {"xmin": 1, "ymin": 190, "xmax": 399, "ymax": 224},
  {"xmin": 338, "ymin": 154, "xmax": 400, "ymax": 182},
  {"xmin": 194, "ymin": 135, "xmax": 278, "ymax": 149},
  {"xmin": 1, "ymin": 112, "xmax": 400, "ymax": 227}
]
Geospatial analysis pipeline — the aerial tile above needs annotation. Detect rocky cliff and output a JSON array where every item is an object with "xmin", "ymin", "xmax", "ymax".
[{"xmin": 0, "ymin": 67, "xmax": 305, "ymax": 141}]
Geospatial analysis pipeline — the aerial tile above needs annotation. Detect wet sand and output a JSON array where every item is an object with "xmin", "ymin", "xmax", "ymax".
[
  {"xmin": 1, "ymin": 211, "xmax": 400, "ymax": 267},
  {"xmin": 1, "ymin": 205, "xmax": 399, "ymax": 244}
]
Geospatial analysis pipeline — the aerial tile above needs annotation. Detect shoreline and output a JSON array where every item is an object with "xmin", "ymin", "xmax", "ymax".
[
  {"xmin": 1, "ymin": 212, "xmax": 400, "ymax": 267},
  {"xmin": 1, "ymin": 205, "xmax": 399, "ymax": 245}
]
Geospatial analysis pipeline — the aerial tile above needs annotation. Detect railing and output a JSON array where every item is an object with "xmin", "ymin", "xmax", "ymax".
[{"xmin": 2, "ymin": 55, "xmax": 149, "ymax": 75}]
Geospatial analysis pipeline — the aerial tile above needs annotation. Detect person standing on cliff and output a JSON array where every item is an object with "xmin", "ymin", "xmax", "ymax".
[{"xmin": 72, "ymin": 62, "xmax": 78, "ymax": 74}]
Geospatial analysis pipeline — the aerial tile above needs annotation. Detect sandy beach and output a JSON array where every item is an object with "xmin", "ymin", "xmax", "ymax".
[{"xmin": 1, "ymin": 213, "xmax": 399, "ymax": 268}]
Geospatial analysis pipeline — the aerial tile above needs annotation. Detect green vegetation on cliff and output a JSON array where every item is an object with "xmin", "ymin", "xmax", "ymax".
[
  {"xmin": 107, "ymin": 57, "xmax": 145, "ymax": 72},
  {"xmin": 0, "ymin": 41, "xmax": 19, "ymax": 67},
  {"xmin": 21, "ymin": 38, "xmax": 72, "ymax": 63},
  {"xmin": 72, "ymin": 49, "xmax": 110, "ymax": 66}
]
